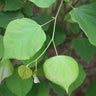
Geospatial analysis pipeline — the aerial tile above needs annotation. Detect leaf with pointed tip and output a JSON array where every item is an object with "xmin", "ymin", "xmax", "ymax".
[
  {"xmin": 0, "ymin": 59, "xmax": 14, "ymax": 83},
  {"xmin": 50, "ymin": 82, "xmax": 65, "ymax": 96},
  {"xmin": 43, "ymin": 55, "xmax": 79, "ymax": 92},
  {"xmin": 4, "ymin": 18, "xmax": 46, "ymax": 60},
  {"xmin": 18, "ymin": 65, "xmax": 32, "ymax": 79},
  {"xmin": 68, "ymin": 63, "xmax": 86, "ymax": 96},
  {"xmin": 70, "ymin": 3, "xmax": 96, "ymax": 46}
]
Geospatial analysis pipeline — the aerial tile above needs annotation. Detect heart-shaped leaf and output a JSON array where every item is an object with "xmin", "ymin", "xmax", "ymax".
[
  {"xmin": 18, "ymin": 65, "xmax": 32, "ymax": 79},
  {"xmin": 43, "ymin": 55, "xmax": 79, "ymax": 92},
  {"xmin": 4, "ymin": 18, "xmax": 46, "ymax": 60}
]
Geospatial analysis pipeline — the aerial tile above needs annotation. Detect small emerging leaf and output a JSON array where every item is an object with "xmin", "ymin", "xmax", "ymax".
[{"xmin": 18, "ymin": 65, "xmax": 32, "ymax": 79}]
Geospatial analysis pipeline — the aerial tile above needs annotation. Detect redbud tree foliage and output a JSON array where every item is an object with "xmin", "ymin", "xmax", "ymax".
[{"xmin": 0, "ymin": 0, "xmax": 96, "ymax": 96}]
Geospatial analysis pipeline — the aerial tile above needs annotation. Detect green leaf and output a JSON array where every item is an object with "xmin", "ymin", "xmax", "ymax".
[
  {"xmin": 0, "ymin": 28, "xmax": 2, "ymax": 34},
  {"xmin": 50, "ymin": 82, "xmax": 65, "ymax": 96},
  {"xmin": 0, "ymin": 0, "xmax": 4, "ymax": 5},
  {"xmin": 18, "ymin": 65, "xmax": 32, "ymax": 79},
  {"xmin": 73, "ymin": 38, "xmax": 96, "ymax": 63},
  {"xmin": 0, "ymin": 82, "xmax": 15, "ymax": 96},
  {"xmin": 29, "ymin": 0, "xmax": 56, "ymax": 8},
  {"xmin": 0, "ymin": 59, "xmax": 14, "ymax": 83},
  {"xmin": 22, "ymin": 4, "xmax": 33, "ymax": 16},
  {"xmin": 70, "ymin": 3, "xmax": 96, "ymax": 46},
  {"xmin": 68, "ymin": 63, "xmax": 86, "ymax": 96},
  {"xmin": 43, "ymin": 55, "xmax": 79, "ymax": 92},
  {"xmin": 0, "ymin": 35, "xmax": 4, "ymax": 59},
  {"xmin": 22, "ymin": 44, "xmax": 46, "ymax": 68},
  {"xmin": 32, "ymin": 14, "xmax": 51, "ymax": 31},
  {"xmin": 5, "ymin": 0, "xmax": 24, "ymax": 11},
  {"xmin": 27, "ymin": 80, "xmax": 49, "ymax": 96},
  {"xmin": 37, "ymin": 63, "xmax": 44, "ymax": 76},
  {"xmin": 47, "ymin": 25, "xmax": 66, "ymax": 46},
  {"xmin": 4, "ymin": 18, "xmax": 46, "ymax": 60},
  {"xmin": 64, "ymin": 0, "xmax": 70, "ymax": 2},
  {"xmin": 86, "ymin": 80, "xmax": 96, "ymax": 96},
  {"xmin": 90, "ymin": 0, "xmax": 96, "ymax": 3},
  {"xmin": 6, "ymin": 66, "xmax": 33, "ymax": 96},
  {"xmin": 69, "ymin": 22, "xmax": 80, "ymax": 34},
  {"xmin": 64, "ymin": 13, "xmax": 71, "ymax": 21},
  {"xmin": 0, "ymin": 11, "xmax": 24, "ymax": 28}
]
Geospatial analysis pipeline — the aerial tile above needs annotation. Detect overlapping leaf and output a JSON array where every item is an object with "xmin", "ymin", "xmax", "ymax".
[
  {"xmin": 6, "ymin": 66, "xmax": 33, "ymax": 96},
  {"xmin": 32, "ymin": 14, "xmax": 51, "ymax": 31},
  {"xmin": 47, "ymin": 25, "xmax": 66, "ymax": 46},
  {"xmin": 68, "ymin": 63, "xmax": 86, "ymax": 96},
  {"xmin": 29, "ymin": 0, "xmax": 56, "ymax": 8},
  {"xmin": 22, "ymin": 4, "xmax": 33, "ymax": 16},
  {"xmin": 0, "ymin": 82, "xmax": 15, "ymax": 96},
  {"xmin": 70, "ymin": 3, "xmax": 96, "ymax": 46},
  {"xmin": 50, "ymin": 82, "xmax": 65, "ymax": 96},
  {"xmin": 0, "ymin": 35, "xmax": 4, "ymax": 59},
  {"xmin": 4, "ymin": 18, "xmax": 46, "ymax": 60},
  {"xmin": 5, "ymin": 0, "xmax": 24, "ymax": 11},
  {"xmin": 73, "ymin": 38, "xmax": 96, "ymax": 63},
  {"xmin": 43, "ymin": 55, "xmax": 79, "ymax": 92},
  {"xmin": 0, "ymin": 59, "xmax": 14, "ymax": 83},
  {"xmin": 86, "ymin": 80, "xmax": 96, "ymax": 96},
  {"xmin": 0, "ymin": 11, "xmax": 24, "ymax": 28},
  {"xmin": 27, "ymin": 80, "xmax": 49, "ymax": 96},
  {"xmin": 18, "ymin": 65, "xmax": 32, "ymax": 79}
]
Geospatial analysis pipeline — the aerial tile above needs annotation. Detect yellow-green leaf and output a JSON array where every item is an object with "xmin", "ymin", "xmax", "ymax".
[{"xmin": 18, "ymin": 65, "xmax": 32, "ymax": 79}]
